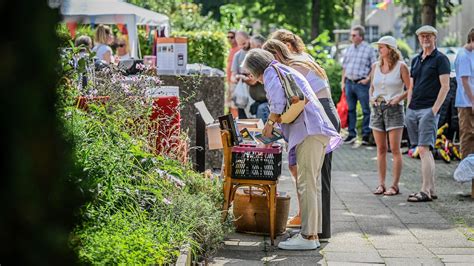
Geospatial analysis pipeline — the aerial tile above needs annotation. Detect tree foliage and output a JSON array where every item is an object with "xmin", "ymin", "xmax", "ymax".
[
  {"xmin": 394, "ymin": 0, "xmax": 460, "ymax": 35},
  {"xmin": 217, "ymin": 0, "xmax": 354, "ymax": 42}
]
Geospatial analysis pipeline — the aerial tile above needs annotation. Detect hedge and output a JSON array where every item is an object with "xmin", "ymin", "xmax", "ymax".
[{"xmin": 171, "ymin": 31, "xmax": 227, "ymax": 70}]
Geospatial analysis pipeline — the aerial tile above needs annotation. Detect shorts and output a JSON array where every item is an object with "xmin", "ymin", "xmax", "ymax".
[
  {"xmin": 369, "ymin": 103, "xmax": 405, "ymax": 132},
  {"xmin": 405, "ymin": 107, "xmax": 439, "ymax": 148}
]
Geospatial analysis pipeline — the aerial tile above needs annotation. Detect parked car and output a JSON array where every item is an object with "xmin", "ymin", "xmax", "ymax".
[{"xmin": 437, "ymin": 46, "xmax": 460, "ymax": 78}]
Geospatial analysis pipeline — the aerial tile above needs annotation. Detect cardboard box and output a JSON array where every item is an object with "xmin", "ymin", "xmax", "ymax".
[
  {"xmin": 156, "ymin": 37, "xmax": 187, "ymax": 75},
  {"xmin": 206, "ymin": 123, "xmax": 223, "ymax": 150},
  {"xmin": 236, "ymin": 119, "xmax": 265, "ymax": 131},
  {"xmin": 194, "ymin": 101, "xmax": 264, "ymax": 150}
]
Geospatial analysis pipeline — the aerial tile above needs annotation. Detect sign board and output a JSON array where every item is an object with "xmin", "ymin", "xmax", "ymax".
[{"xmin": 156, "ymin": 37, "xmax": 187, "ymax": 75}]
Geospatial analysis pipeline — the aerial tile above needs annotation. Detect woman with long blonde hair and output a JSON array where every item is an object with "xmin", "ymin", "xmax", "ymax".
[
  {"xmin": 92, "ymin": 24, "xmax": 115, "ymax": 64},
  {"xmin": 369, "ymin": 36, "xmax": 410, "ymax": 196},
  {"xmin": 263, "ymin": 38, "xmax": 340, "ymax": 240},
  {"xmin": 242, "ymin": 48, "xmax": 341, "ymax": 250}
]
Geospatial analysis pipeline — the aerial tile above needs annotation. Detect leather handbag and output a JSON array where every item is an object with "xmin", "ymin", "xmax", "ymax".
[{"xmin": 271, "ymin": 65, "xmax": 306, "ymax": 123}]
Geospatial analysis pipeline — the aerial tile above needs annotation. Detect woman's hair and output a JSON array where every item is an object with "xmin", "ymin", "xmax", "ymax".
[
  {"xmin": 262, "ymin": 39, "xmax": 328, "ymax": 80},
  {"xmin": 94, "ymin": 24, "xmax": 111, "ymax": 44},
  {"xmin": 250, "ymin": 34, "xmax": 266, "ymax": 48},
  {"xmin": 269, "ymin": 29, "xmax": 306, "ymax": 54},
  {"xmin": 75, "ymin": 35, "xmax": 92, "ymax": 49},
  {"xmin": 116, "ymin": 35, "xmax": 129, "ymax": 53},
  {"xmin": 380, "ymin": 44, "xmax": 401, "ymax": 70},
  {"xmin": 242, "ymin": 49, "xmax": 275, "ymax": 78}
]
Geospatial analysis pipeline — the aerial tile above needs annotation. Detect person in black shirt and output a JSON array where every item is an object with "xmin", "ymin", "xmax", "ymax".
[{"xmin": 406, "ymin": 25, "xmax": 451, "ymax": 202}]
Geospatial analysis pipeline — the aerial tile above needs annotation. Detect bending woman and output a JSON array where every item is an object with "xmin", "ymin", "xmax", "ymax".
[
  {"xmin": 242, "ymin": 49, "xmax": 341, "ymax": 250},
  {"xmin": 265, "ymin": 36, "xmax": 340, "ymax": 240}
]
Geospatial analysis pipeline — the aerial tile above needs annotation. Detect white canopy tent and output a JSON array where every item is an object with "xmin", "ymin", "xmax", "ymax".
[{"xmin": 59, "ymin": 0, "xmax": 170, "ymax": 58}]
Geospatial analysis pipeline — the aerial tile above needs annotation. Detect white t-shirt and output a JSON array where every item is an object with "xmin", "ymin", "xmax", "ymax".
[
  {"xmin": 92, "ymin": 44, "xmax": 114, "ymax": 64},
  {"xmin": 454, "ymin": 47, "xmax": 474, "ymax": 107}
]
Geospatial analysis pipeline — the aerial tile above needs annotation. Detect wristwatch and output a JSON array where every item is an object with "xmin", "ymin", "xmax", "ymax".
[{"xmin": 267, "ymin": 119, "xmax": 275, "ymax": 126}]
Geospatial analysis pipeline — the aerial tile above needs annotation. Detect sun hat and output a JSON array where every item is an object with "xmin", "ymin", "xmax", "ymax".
[
  {"xmin": 375, "ymin": 36, "xmax": 397, "ymax": 49},
  {"xmin": 416, "ymin": 25, "xmax": 438, "ymax": 36}
]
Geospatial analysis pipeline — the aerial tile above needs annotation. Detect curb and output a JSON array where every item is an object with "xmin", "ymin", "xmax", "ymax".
[{"xmin": 176, "ymin": 245, "xmax": 192, "ymax": 266}]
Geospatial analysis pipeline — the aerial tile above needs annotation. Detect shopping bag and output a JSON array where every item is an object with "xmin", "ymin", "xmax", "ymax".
[
  {"xmin": 336, "ymin": 89, "xmax": 348, "ymax": 129},
  {"xmin": 454, "ymin": 154, "xmax": 474, "ymax": 183},
  {"xmin": 232, "ymin": 80, "xmax": 249, "ymax": 109}
]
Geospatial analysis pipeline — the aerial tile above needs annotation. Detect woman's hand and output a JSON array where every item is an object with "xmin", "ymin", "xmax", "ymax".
[
  {"xmin": 388, "ymin": 96, "xmax": 401, "ymax": 106},
  {"xmin": 262, "ymin": 122, "xmax": 274, "ymax": 138}
]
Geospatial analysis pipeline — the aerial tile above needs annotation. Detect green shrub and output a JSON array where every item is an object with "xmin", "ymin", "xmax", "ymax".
[
  {"xmin": 58, "ymin": 49, "xmax": 231, "ymax": 264},
  {"xmin": 307, "ymin": 30, "xmax": 343, "ymax": 102},
  {"xmin": 57, "ymin": 24, "xmax": 95, "ymax": 48},
  {"xmin": 172, "ymin": 31, "xmax": 227, "ymax": 70},
  {"xmin": 442, "ymin": 33, "xmax": 460, "ymax": 47},
  {"xmin": 397, "ymin": 39, "xmax": 413, "ymax": 61}
]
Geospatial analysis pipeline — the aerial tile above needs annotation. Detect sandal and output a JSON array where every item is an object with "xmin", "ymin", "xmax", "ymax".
[
  {"xmin": 384, "ymin": 186, "xmax": 399, "ymax": 196},
  {"xmin": 408, "ymin": 192, "xmax": 437, "ymax": 199},
  {"xmin": 407, "ymin": 191, "xmax": 432, "ymax": 202},
  {"xmin": 373, "ymin": 185, "xmax": 386, "ymax": 195}
]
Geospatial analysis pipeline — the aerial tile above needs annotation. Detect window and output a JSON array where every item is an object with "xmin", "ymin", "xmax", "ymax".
[
  {"xmin": 366, "ymin": 25, "xmax": 379, "ymax": 43},
  {"xmin": 367, "ymin": 0, "xmax": 383, "ymax": 7}
]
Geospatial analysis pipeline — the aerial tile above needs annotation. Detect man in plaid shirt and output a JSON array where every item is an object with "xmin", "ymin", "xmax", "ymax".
[{"xmin": 341, "ymin": 25, "xmax": 377, "ymax": 144}]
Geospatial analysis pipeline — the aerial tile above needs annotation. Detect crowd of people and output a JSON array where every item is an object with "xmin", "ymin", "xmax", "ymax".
[
  {"xmin": 74, "ymin": 24, "xmax": 132, "ymax": 65},
  {"xmin": 226, "ymin": 25, "xmax": 474, "ymax": 250}
]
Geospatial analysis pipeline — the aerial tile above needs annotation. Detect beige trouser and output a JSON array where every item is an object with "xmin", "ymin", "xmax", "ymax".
[
  {"xmin": 458, "ymin": 108, "xmax": 474, "ymax": 159},
  {"xmin": 296, "ymin": 134, "xmax": 329, "ymax": 236}
]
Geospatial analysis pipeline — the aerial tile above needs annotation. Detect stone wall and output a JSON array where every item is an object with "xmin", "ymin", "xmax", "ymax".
[{"xmin": 159, "ymin": 75, "xmax": 225, "ymax": 170}]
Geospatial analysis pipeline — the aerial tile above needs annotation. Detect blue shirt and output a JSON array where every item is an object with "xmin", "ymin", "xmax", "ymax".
[
  {"xmin": 263, "ymin": 61, "xmax": 342, "ymax": 152},
  {"xmin": 409, "ymin": 48, "xmax": 451, "ymax": 110},
  {"xmin": 343, "ymin": 41, "xmax": 377, "ymax": 80},
  {"xmin": 454, "ymin": 47, "xmax": 474, "ymax": 107}
]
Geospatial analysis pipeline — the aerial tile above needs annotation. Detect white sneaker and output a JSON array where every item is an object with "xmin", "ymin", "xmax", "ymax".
[{"xmin": 277, "ymin": 233, "xmax": 320, "ymax": 250}]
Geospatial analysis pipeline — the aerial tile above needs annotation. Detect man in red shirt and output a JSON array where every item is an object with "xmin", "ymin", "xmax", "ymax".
[{"xmin": 226, "ymin": 30, "xmax": 240, "ymax": 118}]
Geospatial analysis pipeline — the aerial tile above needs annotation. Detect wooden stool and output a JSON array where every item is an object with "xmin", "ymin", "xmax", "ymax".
[{"xmin": 220, "ymin": 130, "xmax": 279, "ymax": 245}]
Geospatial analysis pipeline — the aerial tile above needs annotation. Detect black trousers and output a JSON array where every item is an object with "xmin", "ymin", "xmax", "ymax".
[{"xmin": 318, "ymin": 98, "xmax": 341, "ymax": 239}]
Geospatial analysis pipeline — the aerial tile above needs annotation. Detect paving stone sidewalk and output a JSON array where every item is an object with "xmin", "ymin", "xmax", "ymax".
[{"xmin": 209, "ymin": 144, "xmax": 474, "ymax": 265}]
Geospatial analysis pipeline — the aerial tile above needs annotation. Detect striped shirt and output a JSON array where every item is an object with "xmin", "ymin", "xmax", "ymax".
[{"xmin": 343, "ymin": 41, "xmax": 377, "ymax": 80}]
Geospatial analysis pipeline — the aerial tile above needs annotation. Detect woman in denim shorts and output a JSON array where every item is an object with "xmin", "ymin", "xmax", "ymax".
[{"xmin": 369, "ymin": 36, "xmax": 411, "ymax": 196}]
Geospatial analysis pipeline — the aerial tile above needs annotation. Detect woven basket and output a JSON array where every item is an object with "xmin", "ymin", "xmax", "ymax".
[{"xmin": 233, "ymin": 188, "xmax": 290, "ymax": 235}]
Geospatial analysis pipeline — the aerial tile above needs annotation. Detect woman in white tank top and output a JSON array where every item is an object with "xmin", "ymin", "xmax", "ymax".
[{"xmin": 369, "ymin": 36, "xmax": 410, "ymax": 196}]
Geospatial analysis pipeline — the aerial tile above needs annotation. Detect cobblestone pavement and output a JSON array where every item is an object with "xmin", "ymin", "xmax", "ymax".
[{"xmin": 209, "ymin": 143, "xmax": 474, "ymax": 265}]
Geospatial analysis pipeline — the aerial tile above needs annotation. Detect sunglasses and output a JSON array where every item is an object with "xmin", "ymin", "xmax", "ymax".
[
  {"xmin": 227, "ymin": 36, "xmax": 235, "ymax": 39},
  {"xmin": 351, "ymin": 34, "xmax": 357, "ymax": 37},
  {"xmin": 118, "ymin": 44, "xmax": 126, "ymax": 47}
]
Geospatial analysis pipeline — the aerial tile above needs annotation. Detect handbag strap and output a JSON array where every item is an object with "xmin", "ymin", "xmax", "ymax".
[
  {"xmin": 271, "ymin": 65, "xmax": 297, "ymax": 110},
  {"xmin": 271, "ymin": 64, "xmax": 305, "ymax": 100}
]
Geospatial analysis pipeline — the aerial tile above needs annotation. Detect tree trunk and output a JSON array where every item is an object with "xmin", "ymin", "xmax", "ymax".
[
  {"xmin": 360, "ymin": 0, "xmax": 367, "ymax": 26},
  {"xmin": 421, "ymin": 0, "xmax": 437, "ymax": 27},
  {"xmin": 311, "ymin": 0, "xmax": 321, "ymax": 40}
]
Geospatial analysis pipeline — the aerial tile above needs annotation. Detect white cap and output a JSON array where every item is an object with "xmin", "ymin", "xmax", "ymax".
[
  {"xmin": 375, "ymin": 36, "xmax": 397, "ymax": 49},
  {"xmin": 416, "ymin": 25, "xmax": 438, "ymax": 36}
]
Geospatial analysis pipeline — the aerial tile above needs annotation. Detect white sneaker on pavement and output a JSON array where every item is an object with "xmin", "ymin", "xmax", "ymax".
[{"xmin": 277, "ymin": 233, "xmax": 320, "ymax": 250}]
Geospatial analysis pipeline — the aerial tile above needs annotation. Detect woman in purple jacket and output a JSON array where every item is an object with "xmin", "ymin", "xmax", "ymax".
[{"xmin": 242, "ymin": 49, "xmax": 342, "ymax": 250}]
